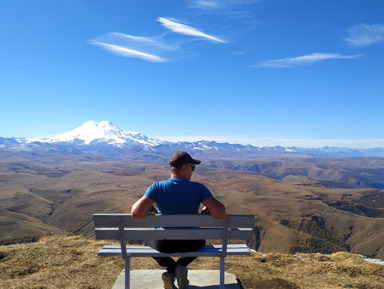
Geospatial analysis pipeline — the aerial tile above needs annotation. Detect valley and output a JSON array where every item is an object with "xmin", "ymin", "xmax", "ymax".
[{"xmin": 1, "ymin": 151, "xmax": 384, "ymax": 260}]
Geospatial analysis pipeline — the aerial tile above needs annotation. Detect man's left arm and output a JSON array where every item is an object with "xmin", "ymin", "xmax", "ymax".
[{"xmin": 202, "ymin": 196, "xmax": 227, "ymax": 219}]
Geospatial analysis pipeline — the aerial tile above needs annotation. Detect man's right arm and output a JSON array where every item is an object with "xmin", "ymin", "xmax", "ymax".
[
  {"xmin": 131, "ymin": 196, "xmax": 154, "ymax": 218},
  {"xmin": 202, "ymin": 196, "xmax": 227, "ymax": 219}
]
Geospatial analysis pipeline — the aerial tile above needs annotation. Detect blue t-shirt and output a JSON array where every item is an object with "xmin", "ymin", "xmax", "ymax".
[{"xmin": 144, "ymin": 177, "xmax": 212, "ymax": 215}]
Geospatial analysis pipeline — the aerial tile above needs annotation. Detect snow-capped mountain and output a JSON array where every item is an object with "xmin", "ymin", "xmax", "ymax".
[
  {"xmin": 39, "ymin": 120, "xmax": 162, "ymax": 147},
  {"xmin": 0, "ymin": 121, "xmax": 384, "ymax": 189},
  {"xmin": 1, "ymin": 120, "xmax": 384, "ymax": 158},
  {"xmin": 2, "ymin": 120, "xmax": 384, "ymax": 189}
]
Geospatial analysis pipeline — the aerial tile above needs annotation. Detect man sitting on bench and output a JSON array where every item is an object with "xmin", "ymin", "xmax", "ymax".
[{"xmin": 131, "ymin": 151, "xmax": 227, "ymax": 289}]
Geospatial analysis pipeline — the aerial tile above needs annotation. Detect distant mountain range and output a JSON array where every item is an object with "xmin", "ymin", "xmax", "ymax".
[{"xmin": 1, "ymin": 120, "xmax": 384, "ymax": 158}]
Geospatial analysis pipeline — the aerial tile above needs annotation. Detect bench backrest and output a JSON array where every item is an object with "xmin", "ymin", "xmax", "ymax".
[{"xmin": 94, "ymin": 214, "xmax": 254, "ymax": 242}]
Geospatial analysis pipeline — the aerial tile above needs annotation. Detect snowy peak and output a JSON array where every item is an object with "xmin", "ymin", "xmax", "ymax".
[
  {"xmin": 46, "ymin": 121, "xmax": 125, "ymax": 144},
  {"xmin": 41, "ymin": 120, "xmax": 161, "ymax": 146}
]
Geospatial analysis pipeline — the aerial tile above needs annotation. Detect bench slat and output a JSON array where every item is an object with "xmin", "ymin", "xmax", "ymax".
[
  {"xmin": 94, "ymin": 214, "xmax": 254, "ymax": 228},
  {"xmin": 95, "ymin": 227, "xmax": 253, "ymax": 241},
  {"xmin": 98, "ymin": 244, "xmax": 250, "ymax": 257}
]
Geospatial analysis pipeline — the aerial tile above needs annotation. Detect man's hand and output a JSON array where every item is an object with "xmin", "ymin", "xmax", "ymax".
[
  {"xmin": 201, "ymin": 206, "xmax": 210, "ymax": 215},
  {"xmin": 148, "ymin": 205, "xmax": 157, "ymax": 214}
]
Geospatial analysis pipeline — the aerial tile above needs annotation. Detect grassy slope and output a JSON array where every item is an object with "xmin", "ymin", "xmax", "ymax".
[
  {"xmin": 0, "ymin": 235, "xmax": 383, "ymax": 289},
  {"xmin": 2, "ymin": 159, "xmax": 384, "ymax": 259}
]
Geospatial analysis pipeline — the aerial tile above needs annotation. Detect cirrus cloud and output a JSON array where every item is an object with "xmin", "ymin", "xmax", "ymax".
[
  {"xmin": 89, "ymin": 17, "xmax": 226, "ymax": 62},
  {"xmin": 344, "ymin": 23, "xmax": 384, "ymax": 47},
  {"xmin": 89, "ymin": 41, "xmax": 166, "ymax": 62},
  {"xmin": 256, "ymin": 53, "xmax": 362, "ymax": 68},
  {"xmin": 187, "ymin": 0, "xmax": 260, "ymax": 10},
  {"xmin": 89, "ymin": 32, "xmax": 173, "ymax": 62},
  {"xmin": 158, "ymin": 17, "xmax": 227, "ymax": 43}
]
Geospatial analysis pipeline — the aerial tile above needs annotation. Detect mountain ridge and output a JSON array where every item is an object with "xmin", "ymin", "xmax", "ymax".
[
  {"xmin": 2, "ymin": 121, "xmax": 384, "ymax": 190},
  {"xmin": 1, "ymin": 120, "xmax": 384, "ymax": 158}
]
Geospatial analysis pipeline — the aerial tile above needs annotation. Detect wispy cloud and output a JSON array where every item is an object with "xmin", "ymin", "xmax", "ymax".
[
  {"xmin": 187, "ymin": 0, "xmax": 260, "ymax": 10},
  {"xmin": 231, "ymin": 51, "xmax": 245, "ymax": 55},
  {"xmin": 189, "ymin": 0, "xmax": 219, "ymax": 9},
  {"xmin": 344, "ymin": 23, "xmax": 384, "ymax": 47},
  {"xmin": 158, "ymin": 17, "xmax": 227, "ymax": 43},
  {"xmin": 89, "ymin": 32, "xmax": 174, "ymax": 62},
  {"xmin": 90, "ymin": 18, "xmax": 226, "ymax": 62},
  {"xmin": 108, "ymin": 32, "xmax": 176, "ymax": 50},
  {"xmin": 90, "ymin": 41, "xmax": 166, "ymax": 62},
  {"xmin": 256, "ymin": 53, "xmax": 361, "ymax": 68}
]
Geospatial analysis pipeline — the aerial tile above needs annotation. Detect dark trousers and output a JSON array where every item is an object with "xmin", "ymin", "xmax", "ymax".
[{"xmin": 147, "ymin": 239, "xmax": 206, "ymax": 274}]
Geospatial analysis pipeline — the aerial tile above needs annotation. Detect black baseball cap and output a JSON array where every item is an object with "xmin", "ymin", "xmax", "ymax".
[{"xmin": 169, "ymin": 151, "xmax": 201, "ymax": 168}]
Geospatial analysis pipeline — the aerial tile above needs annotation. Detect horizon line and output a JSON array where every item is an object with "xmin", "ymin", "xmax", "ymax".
[
  {"xmin": 2, "ymin": 134, "xmax": 383, "ymax": 150},
  {"xmin": 150, "ymin": 135, "xmax": 384, "ymax": 149}
]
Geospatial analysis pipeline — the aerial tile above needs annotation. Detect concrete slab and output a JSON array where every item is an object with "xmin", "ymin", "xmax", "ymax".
[{"xmin": 112, "ymin": 270, "xmax": 241, "ymax": 289}]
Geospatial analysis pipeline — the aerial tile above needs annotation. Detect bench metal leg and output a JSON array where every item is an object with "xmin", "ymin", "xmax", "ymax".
[
  {"xmin": 220, "ymin": 256, "xmax": 225, "ymax": 289},
  {"xmin": 125, "ymin": 257, "xmax": 130, "ymax": 289}
]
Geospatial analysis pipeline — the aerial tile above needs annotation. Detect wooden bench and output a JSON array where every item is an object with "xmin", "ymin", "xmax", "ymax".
[{"xmin": 93, "ymin": 213, "xmax": 254, "ymax": 289}]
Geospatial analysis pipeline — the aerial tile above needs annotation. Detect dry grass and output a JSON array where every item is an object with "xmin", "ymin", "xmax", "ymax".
[
  {"xmin": 223, "ymin": 252, "xmax": 384, "ymax": 289},
  {"xmin": 0, "ymin": 235, "xmax": 124, "ymax": 289},
  {"xmin": 1, "ymin": 235, "xmax": 383, "ymax": 289}
]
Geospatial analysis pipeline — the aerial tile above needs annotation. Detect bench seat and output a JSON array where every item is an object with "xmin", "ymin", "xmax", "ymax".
[{"xmin": 98, "ymin": 244, "xmax": 251, "ymax": 257}]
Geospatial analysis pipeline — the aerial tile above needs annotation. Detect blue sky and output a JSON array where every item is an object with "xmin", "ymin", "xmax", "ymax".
[{"xmin": 1, "ymin": 0, "xmax": 383, "ymax": 148}]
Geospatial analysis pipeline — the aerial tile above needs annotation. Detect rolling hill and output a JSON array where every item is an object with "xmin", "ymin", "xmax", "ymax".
[
  {"xmin": 1, "ymin": 121, "xmax": 384, "ymax": 260},
  {"xmin": 1, "ymin": 151, "xmax": 384, "ymax": 260}
]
